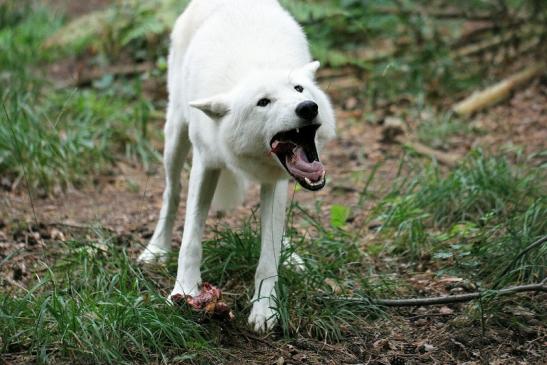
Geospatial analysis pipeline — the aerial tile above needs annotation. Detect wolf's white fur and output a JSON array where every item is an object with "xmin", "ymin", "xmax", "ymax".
[{"xmin": 138, "ymin": 0, "xmax": 335, "ymax": 332}]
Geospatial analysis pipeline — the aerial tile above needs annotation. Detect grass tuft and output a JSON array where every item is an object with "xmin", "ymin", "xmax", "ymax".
[
  {"xmin": 0, "ymin": 5, "xmax": 160, "ymax": 193},
  {"xmin": 375, "ymin": 150, "xmax": 546, "ymax": 286},
  {"xmin": 0, "ymin": 240, "xmax": 211, "ymax": 364}
]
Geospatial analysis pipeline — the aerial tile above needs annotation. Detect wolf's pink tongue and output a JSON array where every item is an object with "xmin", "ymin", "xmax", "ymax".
[{"xmin": 286, "ymin": 147, "xmax": 324, "ymax": 181}]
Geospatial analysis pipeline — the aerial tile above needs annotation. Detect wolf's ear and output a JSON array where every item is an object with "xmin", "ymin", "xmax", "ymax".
[
  {"xmin": 189, "ymin": 93, "xmax": 231, "ymax": 120},
  {"xmin": 298, "ymin": 61, "xmax": 320, "ymax": 80}
]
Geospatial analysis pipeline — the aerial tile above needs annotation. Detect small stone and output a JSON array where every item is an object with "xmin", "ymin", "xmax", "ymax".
[
  {"xmin": 439, "ymin": 306, "xmax": 454, "ymax": 315},
  {"xmin": 287, "ymin": 344, "xmax": 297, "ymax": 354},
  {"xmin": 292, "ymin": 353, "xmax": 308, "ymax": 362},
  {"xmin": 50, "ymin": 228, "xmax": 66, "ymax": 241},
  {"xmin": 420, "ymin": 343, "xmax": 435, "ymax": 352},
  {"xmin": 344, "ymin": 97, "xmax": 359, "ymax": 110}
]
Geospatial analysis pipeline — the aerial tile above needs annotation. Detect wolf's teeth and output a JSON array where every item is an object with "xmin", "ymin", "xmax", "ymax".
[{"xmin": 303, "ymin": 176, "xmax": 324, "ymax": 187}]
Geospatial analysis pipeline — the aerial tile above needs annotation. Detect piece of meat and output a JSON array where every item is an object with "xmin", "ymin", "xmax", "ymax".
[{"xmin": 171, "ymin": 282, "xmax": 235, "ymax": 321}]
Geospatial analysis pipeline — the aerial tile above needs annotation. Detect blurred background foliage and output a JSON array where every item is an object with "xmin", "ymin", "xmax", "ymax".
[
  {"xmin": 1, "ymin": 0, "xmax": 546, "ymax": 189},
  {"xmin": 39, "ymin": 0, "xmax": 547, "ymax": 103}
]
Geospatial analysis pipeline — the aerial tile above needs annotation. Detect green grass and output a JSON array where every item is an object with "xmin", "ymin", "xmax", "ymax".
[
  {"xmin": 0, "ymin": 240, "xmax": 211, "ymax": 364},
  {"xmin": 0, "ymin": 3, "xmax": 160, "ymax": 193},
  {"xmin": 1, "ymin": 86, "xmax": 161, "ymax": 192},
  {"xmin": 374, "ymin": 150, "xmax": 546, "ymax": 287},
  {"xmin": 417, "ymin": 112, "xmax": 473, "ymax": 149},
  {"xmin": 276, "ymin": 205, "xmax": 385, "ymax": 340},
  {"xmin": 0, "ymin": 215, "xmax": 385, "ymax": 363},
  {"xmin": 182, "ymin": 213, "xmax": 385, "ymax": 341},
  {"xmin": 0, "ymin": 3, "xmax": 61, "ymax": 72}
]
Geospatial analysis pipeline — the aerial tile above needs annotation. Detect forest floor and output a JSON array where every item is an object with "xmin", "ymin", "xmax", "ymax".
[
  {"xmin": 1, "ymin": 2, "xmax": 546, "ymax": 364},
  {"xmin": 3, "ymin": 78, "xmax": 546, "ymax": 365}
]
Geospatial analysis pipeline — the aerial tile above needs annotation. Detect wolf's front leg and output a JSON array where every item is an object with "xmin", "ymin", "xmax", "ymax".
[
  {"xmin": 248, "ymin": 180, "xmax": 288, "ymax": 332},
  {"xmin": 171, "ymin": 155, "xmax": 220, "ymax": 298}
]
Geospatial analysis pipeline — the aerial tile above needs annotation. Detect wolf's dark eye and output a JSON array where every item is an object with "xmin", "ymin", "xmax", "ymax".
[
  {"xmin": 257, "ymin": 98, "xmax": 271, "ymax": 107},
  {"xmin": 294, "ymin": 85, "xmax": 304, "ymax": 93}
]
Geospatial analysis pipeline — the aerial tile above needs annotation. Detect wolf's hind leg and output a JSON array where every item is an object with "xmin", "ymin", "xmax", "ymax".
[{"xmin": 139, "ymin": 106, "xmax": 190, "ymax": 263}]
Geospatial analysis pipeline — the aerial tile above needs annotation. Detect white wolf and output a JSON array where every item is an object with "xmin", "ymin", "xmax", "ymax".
[{"xmin": 138, "ymin": 0, "xmax": 336, "ymax": 332}]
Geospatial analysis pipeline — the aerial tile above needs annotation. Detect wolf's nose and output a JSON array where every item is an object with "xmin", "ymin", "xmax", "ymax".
[{"xmin": 295, "ymin": 101, "xmax": 318, "ymax": 122}]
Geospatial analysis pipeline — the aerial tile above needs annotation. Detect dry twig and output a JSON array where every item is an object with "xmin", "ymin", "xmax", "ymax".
[
  {"xmin": 320, "ymin": 279, "xmax": 546, "ymax": 307},
  {"xmin": 400, "ymin": 139, "xmax": 460, "ymax": 167},
  {"xmin": 55, "ymin": 62, "xmax": 154, "ymax": 89}
]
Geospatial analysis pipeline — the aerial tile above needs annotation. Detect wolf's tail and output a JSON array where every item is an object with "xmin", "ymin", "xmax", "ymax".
[{"xmin": 212, "ymin": 169, "xmax": 248, "ymax": 212}]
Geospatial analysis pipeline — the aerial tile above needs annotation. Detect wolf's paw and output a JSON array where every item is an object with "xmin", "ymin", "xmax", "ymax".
[
  {"xmin": 168, "ymin": 287, "xmax": 199, "ymax": 303},
  {"xmin": 285, "ymin": 251, "xmax": 305, "ymax": 272},
  {"xmin": 248, "ymin": 299, "xmax": 277, "ymax": 333},
  {"xmin": 282, "ymin": 238, "xmax": 306, "ymax": 272},
  {"xmin": 170, "ymin": 280, "xmax": 201, "ymax": 299},
  {"xmin": 137, "ymin": 245, "xmax": 170, "ymax": 263}
]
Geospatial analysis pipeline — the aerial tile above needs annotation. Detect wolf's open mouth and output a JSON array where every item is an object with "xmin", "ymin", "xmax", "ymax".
[{"xmin": 270, "ymin": 124, "xmax": 326, "ymax": 191}]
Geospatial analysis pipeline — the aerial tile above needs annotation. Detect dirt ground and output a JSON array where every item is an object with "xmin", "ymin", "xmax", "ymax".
[{"xmin": 1, "ymin": 4, "xmax": 546, "ymax": 363}]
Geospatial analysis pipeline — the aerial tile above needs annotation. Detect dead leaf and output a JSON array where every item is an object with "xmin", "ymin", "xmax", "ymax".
[
  {"xmin": 324, "ymin": 278, "xmax": 342, "ymax": 294},
  {"xmin": 438, "ymin": 276, "xmax": 464, "ymax": 284},
  {"xmin": 50, "ymin": 228, "xmax": 66, "ymax": 241},
  {"xmin": 373, "ymin": 339, "xmax": 388, "ymax": 350}
]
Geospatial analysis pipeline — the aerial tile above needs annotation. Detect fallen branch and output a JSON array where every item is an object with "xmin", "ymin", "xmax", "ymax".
[
  {"xmin": 452, "ymin": 62, "xmax": 545, "ymax": 117},
  {"xmin": 56, "ymin": 62, "xmax": 155, "ymax": 89},
  {"xmin": 320, "ymin": 279, "xmax": 546, "ymax": 307},
  {"xmin": 400, "ymin": 139, "xmax": 461, "ymax": 167},
  {"xmin": 381, "ymin": 117, "xmax": 462, "ymax": 167}
]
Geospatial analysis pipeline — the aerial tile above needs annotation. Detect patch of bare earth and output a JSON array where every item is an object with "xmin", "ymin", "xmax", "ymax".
[{"xmin": 44, "ymin": 0, "xmax": 111, "ymax": 19}]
